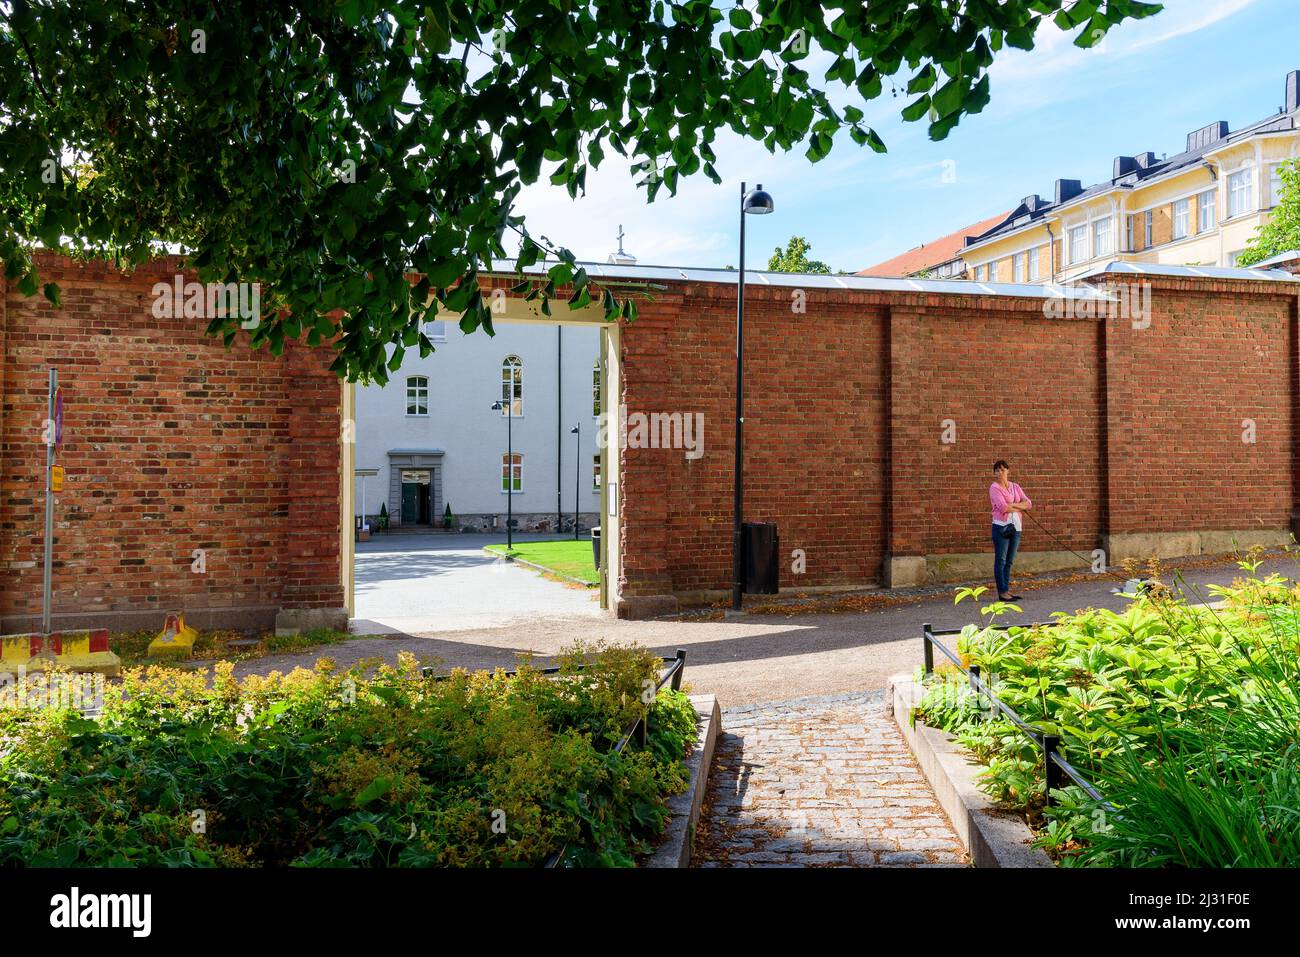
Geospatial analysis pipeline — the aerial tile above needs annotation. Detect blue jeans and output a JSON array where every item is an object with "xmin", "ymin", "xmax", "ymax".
[{"xmin": 992, "ymin": 523, "xmax": 1020, "ymax": 595}]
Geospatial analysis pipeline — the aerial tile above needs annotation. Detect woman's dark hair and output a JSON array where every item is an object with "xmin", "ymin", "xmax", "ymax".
[{"xmin": 992, "ymin": 459, "xmax": 1009, "ymax": 473}]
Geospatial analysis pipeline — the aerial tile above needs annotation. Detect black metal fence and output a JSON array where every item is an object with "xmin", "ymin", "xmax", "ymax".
[
  {"xmin": 422, "ymin": 650, "xmax": 688, "ymax": 867},
  {"xmin": 921, "ymin": 622, "xmax": 1112, "ymax": 810}
]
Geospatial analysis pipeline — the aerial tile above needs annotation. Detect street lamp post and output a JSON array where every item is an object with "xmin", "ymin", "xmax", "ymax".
[
  {"xmin": 491, "ymin": 397, "xmax": 514, "ymax": 549},
  {"xmin": 732, "ymin": 182, "xmax": 774, "ymax": 612},
  {"xmin": 570, "ymin": 423, "xmax": 581, "ymax": 540}
]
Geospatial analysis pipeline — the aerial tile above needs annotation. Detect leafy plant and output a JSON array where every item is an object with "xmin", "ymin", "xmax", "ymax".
[
  {"xmin": 0, "ymin": 643, "xmax": 696, "ymax": 868},
  {"xmin": 919, "ymin": 571, "xmax": 1300, "ymax": 866},
  {"xmin": 0, "ymin": 1, "xmax": 1161, "ymax": 380}
]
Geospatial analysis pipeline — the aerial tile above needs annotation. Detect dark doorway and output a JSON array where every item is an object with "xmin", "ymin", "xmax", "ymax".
[{"xmin": 400, "ymin": 469, "xmax": 433, "ymax": 525}]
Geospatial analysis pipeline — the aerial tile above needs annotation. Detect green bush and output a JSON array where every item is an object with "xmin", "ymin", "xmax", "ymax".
[
  {"xmin": 0, "ymin": 644, "xmax": 696, "ymax": 867},
  {"xmin": 917, "ymin": 570, "xmax": 1300, "ymax": 867}
]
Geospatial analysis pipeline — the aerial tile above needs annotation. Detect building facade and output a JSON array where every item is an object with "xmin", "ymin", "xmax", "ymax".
[
  {"xmin": 957, "ymin": 70, "xmax": 1300, "ymax": 283},
  {"xmin": 353, "ymin": 318, "xmax": 604, "ymax": 533}
]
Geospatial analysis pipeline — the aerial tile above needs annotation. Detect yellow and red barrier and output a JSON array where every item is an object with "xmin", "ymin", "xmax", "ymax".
[
  {"xmin": 148, "ymin": 612, "xmax": 197, "ymax": 658},
  {"xmin": 0, "ymin": 629, "xmax": 120, "ymax": 676}
]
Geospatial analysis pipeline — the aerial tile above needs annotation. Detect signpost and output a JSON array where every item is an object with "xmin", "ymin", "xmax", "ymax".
[{"xmin": 42, "ymin": 369, "xmax": 59, "ymax": 635}]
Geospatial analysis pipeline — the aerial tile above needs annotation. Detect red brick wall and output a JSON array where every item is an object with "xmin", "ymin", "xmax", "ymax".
[
  {"xmin": 617, "ymin": 275, "xmax": 1300, "ymax": 600},
  {"xmin": 0, "ymin": 254, "xmax": 345, "ymax": 632},
  {"xmin": 888, "ymin": 301, "xmax": 1104, "ymax": 555},
  {"xmin": 1103, "ymin": 275, "xmax": 1295, "ymax": 535},
  {"xmin": 618, "ymin": 285, "xmax": 889, "ymax": 596},
  {"xmin": 3, "ymin": 256, "xmax": 1296, "ymax": 623}
]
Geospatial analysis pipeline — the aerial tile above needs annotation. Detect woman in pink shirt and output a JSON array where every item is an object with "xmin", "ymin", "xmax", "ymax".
[{"xmin": 990, "ymin": 459, "xmax": 1032, "ymax": 601}]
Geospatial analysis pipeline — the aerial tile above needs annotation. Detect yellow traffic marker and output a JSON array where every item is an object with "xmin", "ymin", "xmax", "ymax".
[
  {"xmin": 148, "ymin": 612, "xmax": 198, "ymax": 658},
  {"xmin": 51, "ymin": 465, "xmax": 64, "ymax": 492}
]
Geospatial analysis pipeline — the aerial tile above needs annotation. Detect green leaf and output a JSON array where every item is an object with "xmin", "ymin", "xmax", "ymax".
[{"xmin": 354, "ymin": 777, "xmax": 393, "ymax": 807}]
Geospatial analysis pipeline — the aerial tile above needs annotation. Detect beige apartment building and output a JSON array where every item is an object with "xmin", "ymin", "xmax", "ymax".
[{"xmin": 959, "ymin": 70, "xmax": 1300, "ymax": 284}]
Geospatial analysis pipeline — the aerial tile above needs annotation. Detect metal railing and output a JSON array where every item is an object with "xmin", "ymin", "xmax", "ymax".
[
  {"xmin": 423, "ymin": 650, "xmax": 688, "ymax": 867},
  {"xmin": 922, "ymin": 622, "xmax": 1112, "ymax": 810}
]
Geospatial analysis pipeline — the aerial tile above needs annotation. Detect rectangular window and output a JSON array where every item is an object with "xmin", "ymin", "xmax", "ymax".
[
  {"xmin": 1126, "ymin": 215, "xmax": 1135, "ymax": 251},
  {"xmin": 1269, "ymin": 164, "xmax": 1285, "ymax": 207},
  {"xmin": 1172, "ymin": 198, "xmax": 1190, "ymax": 240},
  {"xmin": 501, "ymin": 453, "xmax": 522, "ymax": 493},
  {"xmin": 1227, "ymin": 169, "xmax": 1253, "ymax": 217},
  {"xmin": 592, "ymin": 455, "xmax": 601, "ymax": 491},
  {"xmin": 1027, "ymin": 246, "xmax": 1040, "ymax": 281},
  {"xmin": 1069, "ymin": 225, "xmax": 1089, "ymax": 264},
  {"xmin": 1092, "ymin": 218, "xmax": 1112, "ymax": 258},
  {"xmin": 1144, "ymin": 210, "xmax": 1153, "ymax": 248},
  {"xmin": 1197, "ymin": 190, "xmax": 1216, "ymax": 232},
  {"xmin": 425, "ymin": 319, "xmax": 447, "ymax": 341},
  {"xmin": 1013, "ymin": 253, "xmax": 1024, "ymax": 283},
  {"xmin": 592, "ymin": 362, "xmax": 601, "ymax": 417},
  {"xmin": 405, "ymin": 376, "xmax": 428, "ymax": 416}
]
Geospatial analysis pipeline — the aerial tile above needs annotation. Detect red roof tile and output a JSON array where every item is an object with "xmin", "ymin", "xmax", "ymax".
[{"xmin": 858, "ymin": 211, "xmax": 1012, "ymax": 277}]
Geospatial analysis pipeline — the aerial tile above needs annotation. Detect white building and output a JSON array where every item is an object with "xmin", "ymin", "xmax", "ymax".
[
  {"xmin": 354, "ymin": 317, "xmax": 604, "ymax": 532},
  {"xmin": 354, "ymin": 234, "xmax": 642, "ymax": 534}
]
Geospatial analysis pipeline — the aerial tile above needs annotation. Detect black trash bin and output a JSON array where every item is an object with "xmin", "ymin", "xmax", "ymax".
[
  {"xmin": 742, "ymin": 522, "xmax": 779, "ymax": 594},
  {"xmin": 591, "ymin": 526, "xmax": 601, "ymax": 570}
]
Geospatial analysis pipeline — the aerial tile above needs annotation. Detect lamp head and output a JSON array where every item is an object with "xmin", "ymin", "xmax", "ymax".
[
  {"xmin": 742, "ymin": 184, "xmax": 774, "ymax": 215},
  {"xmin": 491, "ymin": 400, "xmax": 504, "ymax": 411}
]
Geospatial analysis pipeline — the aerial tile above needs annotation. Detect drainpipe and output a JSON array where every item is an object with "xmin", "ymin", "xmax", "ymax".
[
  {"xmin": 557, "ymin": 326, "xmax": 563, "ymax": 534},
  {"xmin": 1045, "ymin": 222, "xmax": 1058, "ymax": 283}
]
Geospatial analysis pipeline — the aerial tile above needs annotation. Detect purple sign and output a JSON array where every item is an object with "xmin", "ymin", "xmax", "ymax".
[{"xmin": 53, "ymin": 387, "xmax": 63, "ymax": 449}]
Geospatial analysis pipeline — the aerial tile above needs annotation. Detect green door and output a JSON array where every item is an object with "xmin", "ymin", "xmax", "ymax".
[{"xmin": 400, "ymin": 470, "xmax": 431, "ymax": 524}]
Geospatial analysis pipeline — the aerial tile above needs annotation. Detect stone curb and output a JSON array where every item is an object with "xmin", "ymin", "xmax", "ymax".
[
  {"xmin": 644, "ymin": 694, "xmax": 720, "ymax": 868},
  {"xmin": 888, "ymin": 674, "xmax": 1053, "ymax": 868},
  {"xmin": 482, "ymin": 548, "xmax": 597, "ymax": 588}
]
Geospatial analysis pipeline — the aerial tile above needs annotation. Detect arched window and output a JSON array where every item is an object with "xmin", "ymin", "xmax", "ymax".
[
  {"xmin": 501, "ymin": 356, "xmax": 522, "ymax": 415},
  {"xmin": 592, "ymin": 359, "xmax": 601, "ymax": 417},
  {"xmin": 405, "ymin": 376, "xmax": 428, "ymax": 416},
  {"xmin": 501, "ymin": 452, "xmax": 523, "ymax": 493}
]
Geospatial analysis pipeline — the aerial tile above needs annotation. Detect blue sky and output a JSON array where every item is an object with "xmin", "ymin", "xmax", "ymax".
[{"xmin": 514, "ymin": 0, "xmax": 1296, "ymax": 273}]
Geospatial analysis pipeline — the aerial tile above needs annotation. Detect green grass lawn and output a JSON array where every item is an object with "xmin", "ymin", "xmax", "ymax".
[{"xmin": 486, "ymin": 539, "xmax": 599, "ymax": 585}]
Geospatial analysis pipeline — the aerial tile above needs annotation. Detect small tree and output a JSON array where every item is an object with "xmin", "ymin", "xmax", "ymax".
[
  {"xmin": 1238, "ymin": 159, "xmax": 1300, "ymax": 266},
  {"xmin": 443, "ymin": 503, "xmax": 454, "ymax": 530},
  {"xmin": 377, "ymin": 502, "xmax": 389, "ymax": 531},
  {"xmin": 767, "ymin": 236, "xmax": 832, "ymax": 274}
]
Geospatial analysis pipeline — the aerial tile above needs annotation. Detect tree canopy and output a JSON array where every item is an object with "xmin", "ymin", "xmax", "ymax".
[
  {"xmin": 0, "ymin": 0, "xmax": 1161, "ymax": 381},
  {"xmin": 1237, "ymin": 159, "xmax": 1300, "ymax": 267},
  {"xmin": 767, "ymin": 235, "xmax": 830, "ymax": 274}
]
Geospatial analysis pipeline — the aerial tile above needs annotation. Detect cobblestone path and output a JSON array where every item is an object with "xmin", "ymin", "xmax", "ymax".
[{"xmin": 693, "ymin": 690, "xmax": 968, "ymax": 868}]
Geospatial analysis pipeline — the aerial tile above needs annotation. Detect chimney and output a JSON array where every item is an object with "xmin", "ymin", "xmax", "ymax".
[
  {"xmin": 1055, "ymin": 179, "xmax": 1083, "ymax": 205},
  {"xmin": 1287, "ymin": 70, "xmax": 1300, "ymax": 113},
  {"xmin": 1021, "ymin": 194, "xmax": 1043, "ymax": 213},
  {"xmin": 1113, "ymin": 156, "xmax": 1137, "ymax": 179},
  {"xmin": 1134, "ymin": 151, "xmax": 1158, "ymax": 169},
  {"xmin": 1186, "ymin": 121, "xmax": 1228, "ymax": 152}
]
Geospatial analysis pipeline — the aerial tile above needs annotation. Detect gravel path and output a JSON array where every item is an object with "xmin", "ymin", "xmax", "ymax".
[{"xmin": 236, "ymin": 555, "xmax": 1298, "ymax": 703}]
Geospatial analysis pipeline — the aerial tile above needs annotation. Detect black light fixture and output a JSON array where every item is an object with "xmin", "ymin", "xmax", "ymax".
[
  {"xmin": 570, "ymin": 423, "xmax": 581, "ymax": 540},
  {"xmin": 491, "ymin": 398, "xmax": 514, "ymax": 549},
  {"xmin": 732, "ymin": 182, "xmax": 774, "ymax": 611}
]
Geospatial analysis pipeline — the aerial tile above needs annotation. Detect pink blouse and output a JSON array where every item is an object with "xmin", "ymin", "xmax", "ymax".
[{"xmin": 990, "ymin": 482, "xmax": 1030, "ymax": 525}]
